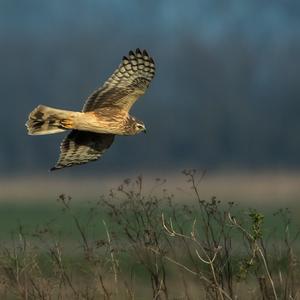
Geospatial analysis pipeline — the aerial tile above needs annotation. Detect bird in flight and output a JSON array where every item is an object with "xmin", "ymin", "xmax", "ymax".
[{"xmin": 26, "ymin": 48, "xmax": 155, "ymax": 170}]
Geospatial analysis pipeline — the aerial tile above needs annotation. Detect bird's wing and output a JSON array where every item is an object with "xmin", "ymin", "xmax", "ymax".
[
  {"xmin": 82, "ymin": 48, "xmax": 155, "ymax": 113},
  {"xmin": 50, "ymin": 130, "xmax": 115, "ymax": 170}
]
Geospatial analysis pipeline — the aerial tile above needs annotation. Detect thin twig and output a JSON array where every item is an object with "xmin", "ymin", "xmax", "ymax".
[{"xmin": 103, "ymin": 220, "xmax": 118, "ymax": 285}]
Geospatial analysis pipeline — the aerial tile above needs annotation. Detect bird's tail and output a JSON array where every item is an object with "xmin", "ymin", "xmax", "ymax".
[{"xmin": 26, "ymin": 105, "xmax": 77, "ymax": 135}]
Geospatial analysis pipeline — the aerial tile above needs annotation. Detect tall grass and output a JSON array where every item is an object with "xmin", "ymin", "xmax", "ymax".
[{"xmin": 0, "ymin": 170, "xmax": 299, "ymax": 299}]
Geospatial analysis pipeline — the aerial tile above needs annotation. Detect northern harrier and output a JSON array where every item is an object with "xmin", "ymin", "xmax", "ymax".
[{"xmin": 26, "ymin": 48, "xmax": 155, "ymax": 170}]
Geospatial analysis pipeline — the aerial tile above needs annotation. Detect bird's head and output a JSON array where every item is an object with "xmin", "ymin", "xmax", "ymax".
[
  {"xmin": 126, "ymin": 116, "xmax": 147, "ymax": 135},
  {"xmin": 133, "ymin": 120, "xmax": 147, "ymax": 134},
  {"xmin": 126, "ymin": 116, "xmax": 146, "ymax": 135}
]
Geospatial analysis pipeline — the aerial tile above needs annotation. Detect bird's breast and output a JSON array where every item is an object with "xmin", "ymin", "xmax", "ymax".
[{"xmin": 73, "ymin": 111, "xmax": 130, "ymax": 135}]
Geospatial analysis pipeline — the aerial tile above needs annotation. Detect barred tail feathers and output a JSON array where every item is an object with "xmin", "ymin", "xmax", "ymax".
[{"xmin": 26, "ymin": 105, "xmax": 76, "ymax": 135}]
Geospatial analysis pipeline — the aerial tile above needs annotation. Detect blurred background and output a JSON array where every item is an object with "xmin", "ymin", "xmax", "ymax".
[{"xmin": 1, "ymin": 0, "xmax": 300, "ymax": 204}]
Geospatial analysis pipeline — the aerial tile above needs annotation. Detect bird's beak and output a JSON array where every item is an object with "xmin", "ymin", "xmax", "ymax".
[{"xmin": 143, "ymin": 129, "xmax": 147, "ymax": 134}]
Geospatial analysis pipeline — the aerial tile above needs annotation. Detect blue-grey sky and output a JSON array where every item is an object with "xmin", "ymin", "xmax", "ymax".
[{"xmin": 1, "ymin": 0, "xmax": 300, "ymax": 174}]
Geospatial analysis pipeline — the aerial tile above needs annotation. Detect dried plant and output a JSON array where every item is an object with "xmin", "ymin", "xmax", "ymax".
[{"xmin": 0, "ymin": 171, "xmax": 299, "ymax": 299}]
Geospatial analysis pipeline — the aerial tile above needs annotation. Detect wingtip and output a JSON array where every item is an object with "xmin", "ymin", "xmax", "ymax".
[
  {"xmin": 143, "ymin": 49, "xmax": 149, "ymax": 57},
  {"xmin": 50, "ymin": 166, "xmax": 60, "ymax": 171},
  {"xmin": 122, "ymin": 56, "xmax": 129, "ymax": 65},
  {"xmin": 127, "ymin": 48, "xmax": 154, "ymax": 63}
]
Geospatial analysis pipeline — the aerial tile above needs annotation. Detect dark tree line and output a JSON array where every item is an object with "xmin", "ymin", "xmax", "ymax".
[{"xmin": 1, "ymin": 0, "xmax": 300, "ymax": 173}]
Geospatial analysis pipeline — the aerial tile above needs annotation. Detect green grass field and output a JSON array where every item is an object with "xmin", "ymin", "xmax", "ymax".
[{"xmin": 0, "ymin": 201, "xmax": 107, "ymax": 240}]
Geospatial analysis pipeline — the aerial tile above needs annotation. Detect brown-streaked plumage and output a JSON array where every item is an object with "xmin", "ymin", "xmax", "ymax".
[{"xmin": 25, "ymin": 48, "xmax": 155, "ymax": 170}]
